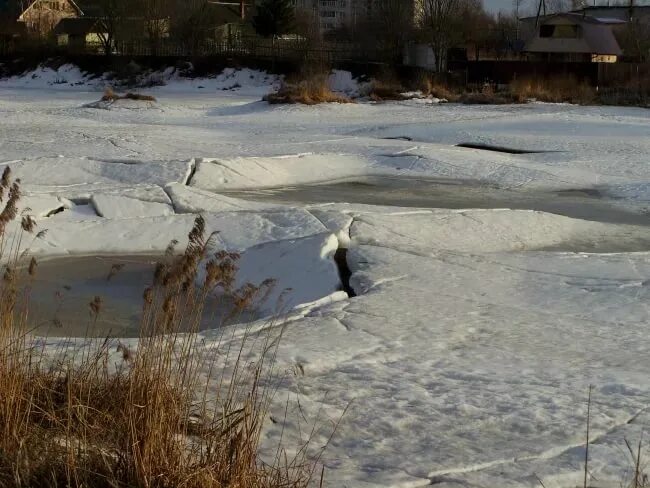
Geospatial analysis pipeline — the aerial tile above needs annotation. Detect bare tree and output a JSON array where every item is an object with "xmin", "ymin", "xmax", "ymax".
[
  {"xmin": 170, "ymin": 0, "xmax": 212, "ymax": 52},
  {"xmin": 617, "ymin": 18, "xmax": 650, "ymax": 61},
  {"xmin": 138, "ymin": 0, "xmax": 172, "ymax": 54},
  {"xmin": 94, "ymin": 0, "xmax": 129, "ymax": 55},
  {"xmin": 373, "ymin": 0, "xmax": 417, "ymax": 63},
  {"xmin": 421, "ymin": 0, "xmax": 463, "ymax": 71}
]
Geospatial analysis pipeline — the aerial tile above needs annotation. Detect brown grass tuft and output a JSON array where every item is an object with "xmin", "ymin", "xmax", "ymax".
[
  {"xmin": 367, "ymin": 77, "xmax": 407, "ymax": 102},
  {"xmin": 102, "ymin": 86, "xmax": 157, "ymax": 103},
  {"xmin": 0, "ymin": 173, "xmax": 322, "ymax": 487},
  {"xmin": 510, "ymin": 76, "xmax": 596, "ymax": 104},
  {"xmin": 265, "ymin": 74, "xmax": 353, "ymax": 105}
]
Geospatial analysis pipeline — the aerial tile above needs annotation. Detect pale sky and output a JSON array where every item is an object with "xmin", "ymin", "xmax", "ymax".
[{"xmin": 483, "ymin": 0, "xmax": 650, "ymax": 14}]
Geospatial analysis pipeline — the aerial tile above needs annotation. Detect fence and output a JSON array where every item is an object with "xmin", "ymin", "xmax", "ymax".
[
  {"xmin": 461, "ymin": 60, "xmax": 600, "ymax": 85},
  {"xmin": 597, "ymin": 62, "xmax": 650, "ymax": 88},
  {"xmin": 1, "ymin": 36, "xmax": 384, "ymax": 65}
]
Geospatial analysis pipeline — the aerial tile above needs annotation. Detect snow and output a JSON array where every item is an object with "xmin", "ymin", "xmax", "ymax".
[
  {"xmin": 153, "ymin": 67, "xmax": 282, "ymax": 97},
  {"xmin": 7, "ymin": 208, "xmax": 328, "ymax": 260},
  {"xmin": 199, "ymin": 232, "xmax": 342, "ymax": 316},
  {"xmin": 0, "ymin": 63, "xmax": 98, "ymax": 90},
  {"xmin": 351, "ymin": 209, "xmax": 650, "ymax": 254},
  {"xmin": 91, "ymin": 194, "xmax": 174, "ymax": 219},
  {"xmin": 0, "ymin": 65, "xmax": 281, "ymax": 96},
  {"xmin": 0, "ymin": 157, "xmax": 192, "ymax": 199},
  {"xmin": 19, "ymin": 194, "xmax": 71, "ymax": 218},
  {"xmin": 190, "ymin": 154, "xmax": 372, "ymax": 190},
  {"xmin": 328, "ymin": 69, "xmax": 367, "ymax": 98},
  {"xmin": 1, "ymin": 81, "xmax": 649, "ymax": 487}
]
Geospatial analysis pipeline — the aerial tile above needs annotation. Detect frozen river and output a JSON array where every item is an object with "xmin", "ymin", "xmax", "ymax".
[{"xmin": 1, "ymin": 71, "xmax": 649, "ymax": 487}]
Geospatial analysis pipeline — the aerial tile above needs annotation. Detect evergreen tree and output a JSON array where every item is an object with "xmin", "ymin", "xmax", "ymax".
[{"xmin": 252, "ymin": 0, "xmax": 295, "ymax": 38}]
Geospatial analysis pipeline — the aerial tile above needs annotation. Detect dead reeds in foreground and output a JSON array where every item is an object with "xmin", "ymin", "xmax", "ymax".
[{"xmin": 0, "ymin": 168, "xmax": 318, "ymax": 488}]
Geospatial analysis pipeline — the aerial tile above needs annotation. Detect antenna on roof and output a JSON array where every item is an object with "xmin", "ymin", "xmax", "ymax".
[{"xmin": 535, "ymin": 0, "xmax": 547, "ymax": 27}]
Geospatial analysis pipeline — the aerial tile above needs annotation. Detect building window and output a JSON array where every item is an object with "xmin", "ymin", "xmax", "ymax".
[{"xmin": 320, "ymin": 10, "xmax": 336, "ymax": 17}]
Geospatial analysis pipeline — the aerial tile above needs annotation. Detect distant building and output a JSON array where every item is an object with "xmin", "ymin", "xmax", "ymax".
[
  {"xmin": 520, "ymin": 13, "xmax": 623, "ymax": 62},
  {"xmin": 0, "ymin": 0, "xmax": 82, "ymax": 38},
  {"xmin": 294, "ymin": 0, "xmax": 418, "ymax": 34}
]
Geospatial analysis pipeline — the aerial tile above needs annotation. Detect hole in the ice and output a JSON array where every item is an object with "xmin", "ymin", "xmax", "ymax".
[
  {"xmin": 555, "ymin": 188, "xmax": 603, "ymax": 198},
  {"xmin": 184, "ymin": 159, "xmax": 198, "ymax": 186},
  {"xmin": 22, "ymin": 255, "xmax": 260, "ymax": 339},
  {"xmin": 334, "ymin": 248, "xmax": 356, "ymax": 297},
  {"xmin": 69, "ymin": 197, "xmax": 91, "ymax": 205},
  {"xmin": 456, "ymin": 143, "xmax": 556, "ymax": 154},
  {"xmin": 383, "ymin": 136, "xmax": 413, "ymax": 141},
  {"xmin": 45, "ymin": 206, "xmax": 66, "ymax": 217}
]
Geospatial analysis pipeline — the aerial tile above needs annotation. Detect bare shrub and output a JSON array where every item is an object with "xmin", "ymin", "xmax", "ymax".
[
  {"xmin": 0, "ymin": 170, "xmax": 320, "ymax": 488},
  {"xmin": 455, "ymin": 84, "xmax": 521, "ymax": 105},
  {"xmin": 412, "ymin": 73, "xmax": 458, "ymax": 101},
  {"xmin": 265, "ymin": 74, "xmax": 352, "ymax": 105},
  {"xmin": 367, "ymin": 78, "xmax": 407, "ymax": 101}
]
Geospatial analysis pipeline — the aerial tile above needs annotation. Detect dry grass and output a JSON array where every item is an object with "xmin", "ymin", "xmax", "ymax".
[
  {"xmin": 102, "ymin": 86, "xmax": 157, "ymax": 103},
  {"xmin": 414, "ymin": 74, "xmax": 458, "ymax": 101},
  {"xmin": 459, "ymin": 85, "xmax": 522, "ymax": 105},
  {"xmin": 510, "ymin": 76, "xmax": 596, "ymax": 104},
  {"xmin": 0, "ymin": 168, "xmax": 320, "ymax": 488},
  {"xmin": 265, "ymin": 75, "xmax": 352, "ymax": 105},
  {"xmin": 366, "ymin": 78, "xmax": 407, "ymax": 102}
]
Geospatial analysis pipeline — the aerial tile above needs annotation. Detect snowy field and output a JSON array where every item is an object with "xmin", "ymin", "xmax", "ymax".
[{"xmin": 1, "ymin": 67, "xmax": 650, "ymax": 487}]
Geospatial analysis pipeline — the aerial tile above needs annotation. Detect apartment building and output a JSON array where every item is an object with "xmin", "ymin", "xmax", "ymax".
[{"xmin": 294, "ymin": 0, "xmax": 393, "ymax": 32}]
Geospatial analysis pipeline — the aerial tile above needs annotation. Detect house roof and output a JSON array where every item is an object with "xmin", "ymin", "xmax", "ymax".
[
  {"xmin": 520, "ymin": 12, "xmax": 625, "ymax": 23},
  {"xmin": 524, "ymin": 13, "xmax": 623, "ymax": 55},
  {"xmin": 1, "ymin": 0, "xmax": 84, "ymax": 18},
  {"xmin": 54, "ymin": 16, "xmax": 100, "ymax": 35},
  {"xmin": 73, "ymin": 0, "xmax": 102, "ymax": 16}
]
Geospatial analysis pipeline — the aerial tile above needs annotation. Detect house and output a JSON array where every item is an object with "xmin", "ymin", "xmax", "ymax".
[
  {"xmin": 53, "ymin": 16, "xmax": 104, "ymax": 51},
  {"xmin": 568, "ymin": 5, "xmax": 650, "ymax": 60},
  {"xmin": 521, "ymin": 13, "xmax": 623, "ymax": 62},
  {"xmin": 0, "ymin": 0, "xmax": 82, "ymax": 38}
]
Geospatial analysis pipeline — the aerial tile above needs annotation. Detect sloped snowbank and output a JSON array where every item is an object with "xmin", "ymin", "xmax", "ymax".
[
  {"xmin": 0, "ymin": 64, "xmax": 281, "ymax": 95},
  {"xmin": 152, "ymin": 67, "xmax": 282, "ymax": 96},
  {"xmin": 198, "ymin": 232, "xmax": 341, "ymax": 316},
  {"xmin": 4, "ymin": 157, "xmax": 192, "ymax": 200},
  {"xmin": 351, "ymin": 208, "xmax": 650, "ymax": 255},
  {"xmin": 8, "ymin": 208, "xmax": 327, "ymax": 259},
  {"xmin": 91, "ymin": 194, "xmax": 174, "ymax": 219},
  {"xmin": 0, "ymin": 63, "xmax": 99, "ymax": 89}
]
